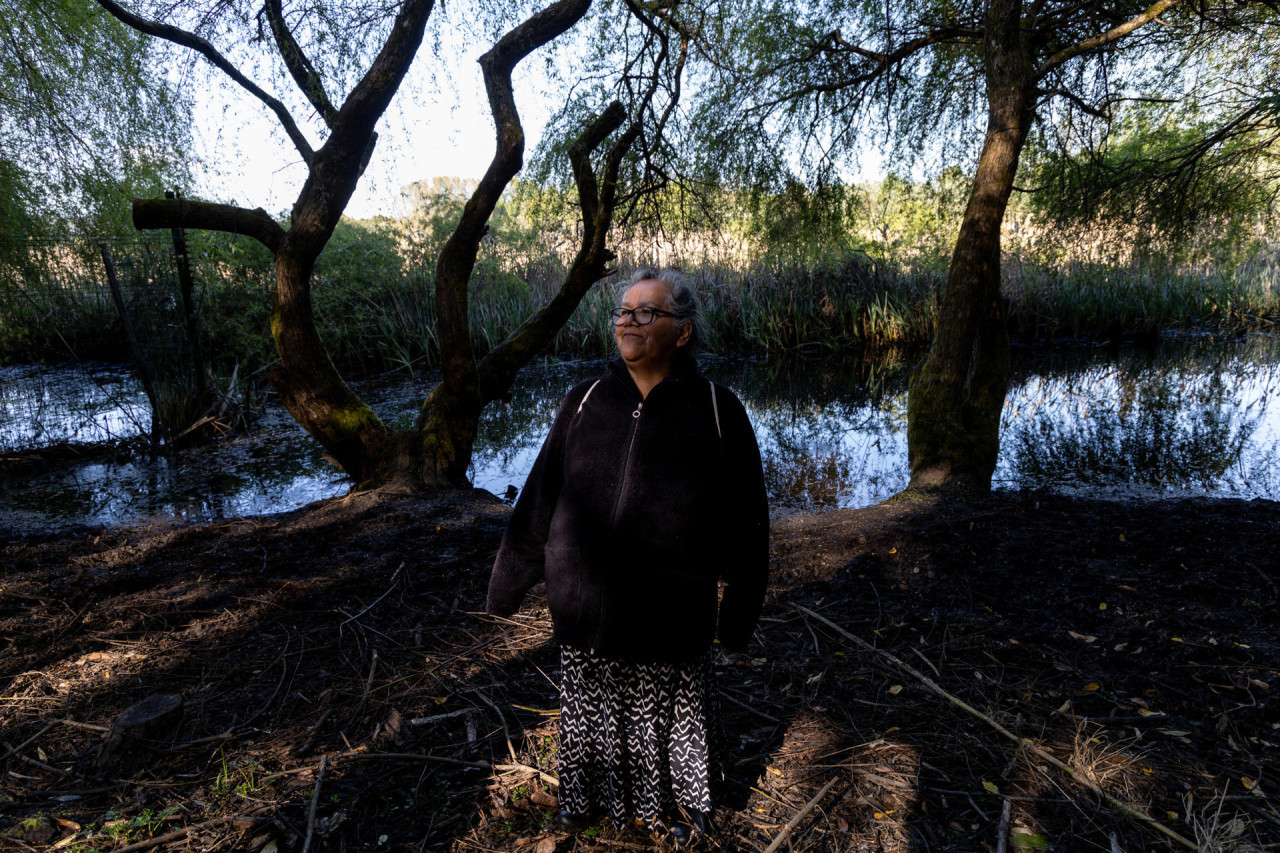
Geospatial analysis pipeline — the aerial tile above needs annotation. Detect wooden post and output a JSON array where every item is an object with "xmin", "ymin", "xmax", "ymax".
[
  {"xmin": 166, "ymin": 190, "xmax": 208, "ymax": 402},
  {"xmin": 101, "ymin": 242, "xmax": 163, "ymax": 446}
]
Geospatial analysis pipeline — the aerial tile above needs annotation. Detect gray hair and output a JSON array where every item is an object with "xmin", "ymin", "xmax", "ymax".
[{"xmin": 617, "ymin": 267, "xmax": 709, "ymax": 355}]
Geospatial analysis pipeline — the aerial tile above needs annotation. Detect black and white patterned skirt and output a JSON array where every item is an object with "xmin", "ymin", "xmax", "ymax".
[{"xmin": 556, "ymin": 645, "xmax": 715, "ymax": 827}]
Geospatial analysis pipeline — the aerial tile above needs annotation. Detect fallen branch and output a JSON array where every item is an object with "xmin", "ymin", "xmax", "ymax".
[
  {"xmin": 718, "ymin": 689, "xmax": 782, "ymax": 724},
  {"xmin": 57, "ymin": 718, "xmax": 111, "ymax": 733},
  {"xmin": 997, "ymin": 798, "xmax": 1012, "ymax": 853},
  {"xmin": 341, "ymin": 563, "xmax": 404, "ymax": 628},
  {"xmin": 301, "ymin": 754, "xmax": 327, "ymax": 853},
  {"xmin": 1, "ymin": 738, "xmax": 70, "ymax": 776},
  {"xmin": 257, "ymin": 748, "xmax": 556, "ymax": 787},
  {"xmin": 492, "ymin": 762, "xmax": 559, "ymax": 788},
  {"xmin": 106, "ymin": 813, "xmax": 260, "ymax": 853},
  {"xmin": 791, "ymin": 603, "xmax": 1197, "ymax": 851},
  {"xmin": 8, "ymin": 721, "xmax": 57, "ymax": 756},
  {"xmin": 409, "ymin": 707, "xmax": 477, "ymax": 726},
  {"xmin": 348, "ymin": 650, "xmax": 379, "ymax": 729},
  {"xmin": 470, "ymin": 688, "xmax": 519, "ymax": 764},
  {"xmin": 762, "ymin": 775, "xmax": 839, "ymax": 853}
]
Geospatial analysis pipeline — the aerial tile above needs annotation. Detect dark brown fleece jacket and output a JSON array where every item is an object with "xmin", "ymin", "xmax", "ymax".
[{"xmin": 486, "ymin": 354, "xmax": 768, "ymax": 662}]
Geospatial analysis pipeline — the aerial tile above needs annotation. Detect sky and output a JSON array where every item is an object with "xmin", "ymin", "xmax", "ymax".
[
  {"xmin": 188, "ymin": 16, "xmax": 560, "ymax": 222},
  {"xmin": 194, "ymin": 90, "xmax": 521, "ymax": 221},
  {"xmin": 186, "ymin": 14, "xmax": 889, "ymax": 224}
]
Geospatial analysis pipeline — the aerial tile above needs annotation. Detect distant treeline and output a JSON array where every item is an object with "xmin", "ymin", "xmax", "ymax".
[{"xmin": 2, "ymin": 173, "xmax": 1277, "ymax": 376}]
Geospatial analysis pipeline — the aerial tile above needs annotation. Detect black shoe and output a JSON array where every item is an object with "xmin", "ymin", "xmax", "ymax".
[
  {"xmin": 555, "ymin": 810, "xmax": 595, "ymax": 832},
  {"xmin": 670, "ymin": 811, "xmax": 708, "ymax": 846}
]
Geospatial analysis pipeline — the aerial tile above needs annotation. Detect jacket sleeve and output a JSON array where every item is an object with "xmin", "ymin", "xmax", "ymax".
[
  {"xmin": 714, "ymin": 388, "xmax": 770, "ymax": 652},
  {"xmin": 485, "ymin": 383, "xmax": 589, "ymax": 617}
]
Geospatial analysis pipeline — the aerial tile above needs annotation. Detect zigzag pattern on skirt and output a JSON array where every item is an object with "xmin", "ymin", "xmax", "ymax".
[{"xmin": 557, "ymin": 645, "xmax": 715, "ymax": 827}]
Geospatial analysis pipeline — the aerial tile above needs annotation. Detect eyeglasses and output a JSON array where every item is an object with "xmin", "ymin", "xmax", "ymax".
[{"xmin": 611, "ymin": 306, "xmax": 677, "ymax": 326}]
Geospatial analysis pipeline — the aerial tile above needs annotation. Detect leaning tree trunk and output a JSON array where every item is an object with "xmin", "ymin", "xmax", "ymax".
[
  {"xmin": 270, "ymin": 235, "xmax": 389, "ymax": 482},
  {"xmin": 906, "ymin": 2, "xmax": 1033, "ymax": 494}
]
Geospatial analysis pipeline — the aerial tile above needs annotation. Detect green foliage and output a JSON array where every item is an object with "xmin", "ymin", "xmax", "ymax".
[
  {"xmin": 189, "ymin": 231, "xmax": 276, "ymax": 373},
  {"xmin": 0, "ymin": 0, "xmax": 192, "ymax": 238},
  {"xmin": 5, "ymin": 172, "xmax": 1278, "ymax": 374},
  {"xmin": 1020, "ymin": 7, "xmax": 1280, "ymax": 244},
  {"xmin": 1024, "ymin": 99, "xmax": 1279, "ymax": 253}
]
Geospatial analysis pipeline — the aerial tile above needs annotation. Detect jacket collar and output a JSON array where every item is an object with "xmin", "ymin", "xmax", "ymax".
[{"xmin": 608, "ymin": 350, "xmax": 701, "ymax": 396}]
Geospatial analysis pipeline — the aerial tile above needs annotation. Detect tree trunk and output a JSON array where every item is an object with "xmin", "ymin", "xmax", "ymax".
[
  {"xmin": 905, "ymin": 0, "xmax": 1033, "ymax": 494},
  {"xmin": 269, "ymin": 235, "xmax": 389, "ymax": 483},
  {"xmin": 117, "ymin": 0, "xmax": 653, "ymax": 496}
]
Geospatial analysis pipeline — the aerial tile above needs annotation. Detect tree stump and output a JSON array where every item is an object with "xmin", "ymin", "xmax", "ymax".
[{"xmin": 95, "ymin": 693, "xmax": 184, "ymax": 770}]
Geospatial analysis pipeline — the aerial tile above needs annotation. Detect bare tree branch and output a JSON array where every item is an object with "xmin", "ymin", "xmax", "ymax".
[
  {"xmin": 93, "ymin": 0, "xmax": 316, "ymax": 165},
  {"xmin": 1036, "ymin": 0, "xmax": 1183, "ymax": 78},
  {"xmin": 321, "ymin": 0, "xmax": 435, "ymax": 174},
  {"xmin": 426, "ymin": 0, "xmax": 597, "ymax": 436},
  {"xmin": 754, "ymin": 27, "xmax": 970, "ymax": 112},
  {"xmin": 475, "ymin": 100, "xmax": 629, "ymax": 399},
  {"xmin": 477, "ymin": 2, "xmax": 688, "ymax": 399},
  {"xmin": 263, "ymin": 0, "xmax": 340, "ymax": 127},
  {"xmin": 1039, "ymin": 86, "xmax": 1112, "ymax": 118},
  {"xmin": 131, "ymin": 198, "xmax": 286, "ymax": 252}
]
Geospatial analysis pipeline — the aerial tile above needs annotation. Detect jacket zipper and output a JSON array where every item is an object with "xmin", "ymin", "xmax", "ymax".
[{"xmin": 609, "ymin": 401, "xmax": 643, "ymax": 531}]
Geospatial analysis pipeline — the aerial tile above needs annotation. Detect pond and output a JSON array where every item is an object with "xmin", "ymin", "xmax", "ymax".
[{"xmin": 2, "ymin": 332, "xmax": 1279, "ymax": 534}]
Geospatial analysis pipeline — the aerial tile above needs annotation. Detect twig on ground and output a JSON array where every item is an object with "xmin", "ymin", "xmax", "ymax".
[
  {"xmin": 791, "ymin": 602, "xmax": 1198, "ymax": 851},
  {"xmin": 336, "ymin": 610, "xmax": 403, "ymax": 647},
  {"xmin": 236, "ymin": 630, "xmax": 292, "ymax": 730},
  {"xmin": 909, "ymin": 645, "xmax": 942, "ymax": 678},
  {"xmin": 301, "ymin": 754, "xmax": 327, "ymax": 853},
  {"xmin": 351, "ymin": 649, "xmax": 379, "ymax": 728},
  {"xmin": 997, "ymin": 798, "xmax": 1011, "ymax": 853},
  {"xmin": 106, "ymin": 814, "xmax": 261, "ymax": 853},
  {"xmin": 470, "ymin": 688, "xmax": 518, "ymax": 764},
  {"xmin": 409, "ymin": 707, "xmax": 476, "ymax": 726},
  {"xmin": 341, "ymin": 563, "xmax": 404, "ymax": 628},
  {"xmin": 762, "ymin": 775, "xmax": 839, "ymax": 853},
  {"xmin": 1, "ymin": 738, "xmax": 69, "ymax": 776},
  {"xmin": 300, "ymin": 690, "xmax": 334, "ymax": 755},
  {"xmin": 257, "ymin": 748, "xmax": 555, "ymax": 789},
  {"xmin": 57, "ymin": 718, "xmax": 110, "ymax": 732},
  {"xmin": 803, "ymin": 618, "xmax": 821, "ymax": 655},
  {"xmin": 7, "ymin": 721, "xmax": 57, "ymax": 757},
  {"xmin": 718, "ymin": 689, "xmax": 782, "ymax": 724},
  {"xmin": 492, "ymin": 762, "xmax": 560, "ymax": 787}
]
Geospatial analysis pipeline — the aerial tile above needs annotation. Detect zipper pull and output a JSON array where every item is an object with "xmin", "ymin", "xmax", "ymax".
[{"xmin": 632, "ymin": 402, "xmax": 643, "ymax": 419}]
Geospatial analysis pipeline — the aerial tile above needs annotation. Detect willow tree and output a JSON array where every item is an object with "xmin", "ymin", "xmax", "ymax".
[
  {"xmin": 698, "ymin": 0, "xmax": 1229, "ymax": 492},
  {"xmin": 95, "ymin": 0, "xmax": 688, "ymax": 489},
  {"xmin": 0, "ymin": 0, "xmax": 189, "ymax": 239},
  {"xmin": 1027, "ymin": 6, "xmax": 1280, "ymax": 252}
]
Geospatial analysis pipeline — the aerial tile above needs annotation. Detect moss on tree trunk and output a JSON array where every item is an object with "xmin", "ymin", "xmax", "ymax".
[{"xmin": 906, "ymin": 1, "xmax": 1032, "ymax": 494}]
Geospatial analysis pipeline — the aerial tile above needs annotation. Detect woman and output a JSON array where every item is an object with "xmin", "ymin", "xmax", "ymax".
[{"xmin": 486, "ymin": 268, "xmax": 769, "ymax": 842}]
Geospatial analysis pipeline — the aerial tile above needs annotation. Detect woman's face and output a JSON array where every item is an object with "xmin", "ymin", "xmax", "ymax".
[{"xmin": 615, "ymin": 279, "xmax": 691, "ymax": 372}]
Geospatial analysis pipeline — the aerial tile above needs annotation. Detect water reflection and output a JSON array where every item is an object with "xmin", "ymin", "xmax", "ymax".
[
  {"xmin": 716, "ymin": 358, "xmax": 912, "ymax": 512},
  {"xmin": 998, "ymin": 336, "xmax": 1280, "ymax": 498},
  {"xmin": 0, "ymin": 363, "xmax": 151, "ymax": 449},
  {"xmin": 2, "ymin": 334, "xmax": 1279, "ymax": 534}
]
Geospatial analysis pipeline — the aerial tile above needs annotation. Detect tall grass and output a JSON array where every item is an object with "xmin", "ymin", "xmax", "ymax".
[
  {"xmin": 5, "ymin": 194, "xmax": 1279, "ymax": 378},
  {"xmin": 1005, "ymin": 257, "xmax": 1280, "ymax": 341}
]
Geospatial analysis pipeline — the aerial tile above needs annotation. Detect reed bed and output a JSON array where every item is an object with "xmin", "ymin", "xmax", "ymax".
[{"xmin": 4, "ymin": 229, "xmax": 1279, "ymax": 378}]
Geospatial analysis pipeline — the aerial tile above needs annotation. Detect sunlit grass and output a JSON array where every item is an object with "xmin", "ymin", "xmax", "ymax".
[{"xmin": 4, "ymin": 230, "xmax": 1279, "ymax": 375}]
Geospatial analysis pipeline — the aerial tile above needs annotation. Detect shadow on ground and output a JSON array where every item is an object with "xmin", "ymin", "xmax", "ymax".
[{"xmin": 1, "ymin": 489, "xmax": 1277, "ymax": 852}]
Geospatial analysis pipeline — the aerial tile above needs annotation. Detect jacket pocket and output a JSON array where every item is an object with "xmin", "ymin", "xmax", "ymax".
[{"xmin": 543, "ymin": 545, "xmax": 586, "ymax": 635}]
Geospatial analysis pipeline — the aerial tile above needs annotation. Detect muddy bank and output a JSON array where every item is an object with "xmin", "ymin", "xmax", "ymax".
[{"xmin": 1, "ymin": 489, "xmax": 1277, "ymax": 851}]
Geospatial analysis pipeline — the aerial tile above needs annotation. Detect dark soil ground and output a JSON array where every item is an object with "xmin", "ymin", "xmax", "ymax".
[{"xmin": 1, "ymin": 489, "xmax": 1277, "ymax": 853}]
